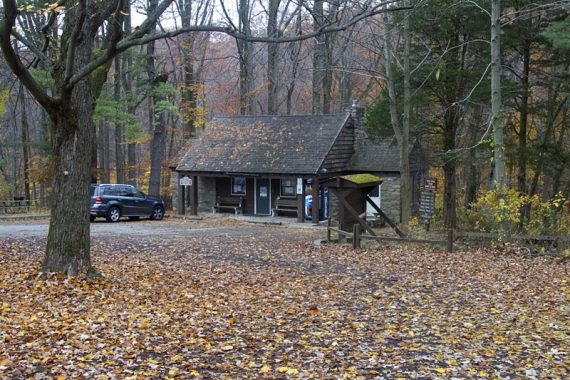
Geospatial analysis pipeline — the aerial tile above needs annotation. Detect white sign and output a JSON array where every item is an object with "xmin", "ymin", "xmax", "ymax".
[
  {"xmin": 260, "ymin": 186, "xmax": 268, "ymax": 198},
  {"xmin": 179, "ymin": 176, "xmax": 193, "ymax": 186},
  {"xmin": 296, "ymin": 178, "xmax": 303, "ymax": 194}
]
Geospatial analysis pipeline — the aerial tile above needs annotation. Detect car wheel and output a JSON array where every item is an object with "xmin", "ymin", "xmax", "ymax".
[
  {"xmin": 106, "ymin": 206, "xmax": 121, "ymax": 222},
  {"xmin": 129, "ymin": 216, "xmax": 140, "ymax": 221},
  {"xmin": 150, "ymin": 206, "xmax": 164, "ymax": 221},
  {"xmin": 90, "ymin": 215, "xmax": 96, "ymax": 222}
]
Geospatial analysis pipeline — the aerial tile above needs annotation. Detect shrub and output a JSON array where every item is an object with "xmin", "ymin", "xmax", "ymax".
[{"xmin": 459, "ymin": 189, "xmax": 568, "ymax": 236}]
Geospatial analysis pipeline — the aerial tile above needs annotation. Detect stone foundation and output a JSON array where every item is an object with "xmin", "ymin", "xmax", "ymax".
[
  {"xmin": 380, "ymin": 175, "xmax": 400, "ymax": 223},
  {"xmin": 198, "ymin": 177, "xmax": 216, "ymax": 213}
]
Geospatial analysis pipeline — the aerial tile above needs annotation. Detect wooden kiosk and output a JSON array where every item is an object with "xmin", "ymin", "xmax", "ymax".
[{"xmin": 323, "ymin": 174, "xmax": 404, "ymax": 239}]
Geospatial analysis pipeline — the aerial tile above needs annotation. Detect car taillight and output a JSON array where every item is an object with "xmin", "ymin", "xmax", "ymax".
[{"xmin": 95, "ymin": 197, "xmax": 103, "ymax": 204}]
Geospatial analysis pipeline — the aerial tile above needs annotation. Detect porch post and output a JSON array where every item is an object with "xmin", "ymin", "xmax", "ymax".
[
  {"xmin": 190, "ymin": 175, "xmax": 198, "ymax": 215},
  {"xmin": 312, "ymin": 176, "xmax": 320, "ymax": 225},
  {"xmin": 297, "ymin": 177, "xmax": 305, "ymax": 223},
  {"xmin": 177, "ymin": 178, "xmax": 185, "ymax": 215}
]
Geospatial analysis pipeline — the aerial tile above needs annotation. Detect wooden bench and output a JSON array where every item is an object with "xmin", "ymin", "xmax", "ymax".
[
  {"xmin": 213, "ymin": 196, "xmax": 244, "ymax": 215},
  {"xmin": 272, "ymin": 196, "xmax": 298, "ymax": 217},
  {"xmin": 1, "ymin": 198, "xmax": 32, "ymax": 214}
]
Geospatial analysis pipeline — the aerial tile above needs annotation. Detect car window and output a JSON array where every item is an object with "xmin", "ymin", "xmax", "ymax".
[
  {"xmin": 90, "ymin": 186, "xmax": 97, "ymax": 196},
  {"xmin": 133, "ymin": 190, "xmax": 145, "ymax": 198},
  {"xmin": 102, "ymin": 186, "xmax": 117, "ymax": 196},
  {"xmin": 118, "ymin": 186, "xmax": 133, "ymax": 197}
]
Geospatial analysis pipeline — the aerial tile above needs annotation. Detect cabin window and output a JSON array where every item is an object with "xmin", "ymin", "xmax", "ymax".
[
  {"xmin": 281, "ymin": 179, "xmax": 296, "ymax": 197},
  {"xmin": 232, "ymin": 177, "xmax": 246, "ymax": 195}
]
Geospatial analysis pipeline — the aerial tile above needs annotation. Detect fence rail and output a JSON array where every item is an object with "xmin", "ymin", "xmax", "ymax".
[
  {"xmin": 327, "ymin": 221, "xmax": 454, "ymax": 252},
  {"xmin": 1, "ymin": 199, "xmax": 37, "ymax": 214},
  {"xmin": 327, "ymin": 221, "xmax": 570, "ymax": 253},
  {"xmin": 457, "ymin": 231, "xmax": 570, "ymax": 243}
]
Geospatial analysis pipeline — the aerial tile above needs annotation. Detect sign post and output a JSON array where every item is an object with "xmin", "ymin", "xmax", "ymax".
[{"xmin": 179, "ymin": 176, "xmax": 197, "ymax": 216}]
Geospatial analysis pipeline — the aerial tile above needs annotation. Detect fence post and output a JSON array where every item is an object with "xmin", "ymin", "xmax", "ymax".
[
  {"xmin": 327, "ymin": 217, "xmax": 332, "ymax": 242},
  {"xmin": 447, "ymin": 228, "xmax": 454, "ymax": 253},
  {"xmin": 352, "ymin": 224, "xmax": 361, "ymax": 249}
]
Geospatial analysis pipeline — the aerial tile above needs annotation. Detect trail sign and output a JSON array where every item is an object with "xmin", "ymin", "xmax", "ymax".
[
  {"xmin": 180, "ymin": 176, "xmax": 193, "ymax": 186},
  {"xmin": 424, "ymin": 178, "xmax": 437, "ymax": 191},
  {"xmin": 419, "ymin": 191, "xmax": 436, "ymax": 229}
]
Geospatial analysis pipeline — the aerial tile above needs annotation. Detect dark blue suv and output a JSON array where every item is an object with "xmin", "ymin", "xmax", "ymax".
[{"xmin": 90, "ymin": 184, "xmax": 165, "ymax": 222}]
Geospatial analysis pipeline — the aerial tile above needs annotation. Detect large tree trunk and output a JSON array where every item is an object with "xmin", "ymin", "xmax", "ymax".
[{"xmin": 42, "ymin": 81, "xmax": 95, "ymax": 276}]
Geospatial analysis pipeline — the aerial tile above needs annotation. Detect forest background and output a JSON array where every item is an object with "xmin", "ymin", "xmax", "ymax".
[{"xmin": 1, "ymin": 0, "xmax": 569, "ymax": 237}]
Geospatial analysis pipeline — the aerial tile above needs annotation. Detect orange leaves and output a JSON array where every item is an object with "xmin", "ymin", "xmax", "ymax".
[{"xmin": 0, "ymin": 219, "xmax": 569, "ymax": 378}]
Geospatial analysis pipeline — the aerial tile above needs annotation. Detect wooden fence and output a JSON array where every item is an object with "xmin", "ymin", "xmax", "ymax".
[
  {"xmin": 327, "ymin": 220, "xmax": 569, "ymax": 253},
  {"xmin": 327, "ymin": 219, "xmax": 454, "ymax": 252},
  {"xmin": 1, "ymin": 198, "xmax": 36, "ymax": 214}
]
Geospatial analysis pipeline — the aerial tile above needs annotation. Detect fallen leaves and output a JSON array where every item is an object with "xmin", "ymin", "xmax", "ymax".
[{"xmin": 0, "ymin": 223, "xmax": 568, "ymax": 378}]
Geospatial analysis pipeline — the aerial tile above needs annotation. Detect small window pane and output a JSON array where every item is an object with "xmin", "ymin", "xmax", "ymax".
[
  {"xmin": 281, "ymin": 179, "xmax": 296, "ymax": 197},
  {"xmin": 232, "ymin": 177, "xmax": 246, "ymax": 195}
]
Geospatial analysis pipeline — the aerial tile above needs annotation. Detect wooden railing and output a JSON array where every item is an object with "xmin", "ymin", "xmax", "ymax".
[
  {"xmin": 1, "ymin": 198, "xmax": 35, "ymax": 214},
  {"xmin": 327, "ymin": 218, "xmax": 454, "ymax": 252}
]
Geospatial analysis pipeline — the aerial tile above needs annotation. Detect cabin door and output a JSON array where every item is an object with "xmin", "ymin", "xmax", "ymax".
[{"xmin": 255, "ymin": 178, "xmax": 271, "ymax": 215}]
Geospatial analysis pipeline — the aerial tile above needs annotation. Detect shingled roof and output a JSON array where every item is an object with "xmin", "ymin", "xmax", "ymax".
[
  {"xmin": 176, "ymin": 115, "xmax": 351, "ymax": 175},
  {"xmin": 349, "ymin": 128, "xmax": 401, "ymax": 173},
  {"xmin": 174, "ymin": 113, "xmax": 417, "ymax": 176}
]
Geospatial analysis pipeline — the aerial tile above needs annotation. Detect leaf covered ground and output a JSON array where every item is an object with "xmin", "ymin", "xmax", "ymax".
[{"xmin": 0, "ymin": 223, "xmax": 568, "ymax": 379}]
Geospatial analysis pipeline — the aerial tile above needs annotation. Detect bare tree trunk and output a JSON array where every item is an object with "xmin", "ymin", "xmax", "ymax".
[
  {"xmin": 312, "ymin": 0, "xmax": 324, "ymax": 115},
  {"xmin": 491, "ymin": 0, "xmax": 505, "ymax": 190},
  {"xmin": 19, "ymin": 84, "xmax": 31, "ymax": 201},
  {"xmin": 238, "ymin": 0, "xmax": 254, "ymax": 115},
  {"xmin": 122, "ymin": 6, "xmax": 137, "ymax": 184},
  {"xmin": 339, "ymin": 41, "xmax": 353, "ymax": 111},
  {"xmin": 267, "ymin": 0, "xmax": 279, "ymax": 114},
  {"xmin": 114, "ymin": 56, "xmax": 125, "ymax": 184},
  {"xmin": 147, "ymin": 0, "xmax": 165, "ymax": 197},
  {"xmin": 443, "ymin": 110, "xmax": 458, "ymax": 229},
  {"xmin": 286, "ymin": 9, "xmax": 302, "ymax": 115},
  {"xmin": 382, "ymin": 9, "xmax": 412, "ymax": 228},
  {"xmin": 99, "ymin": 120, "xmax": 110, "ymax": 183},
  {"xmin": 517, "ymin": 39, "xmax": 530, "ymax": 194},
  {"xmin": 464, "ymin": 109, "xmax": 481, "ymax": 207},
  {"xmin": 180, "ymin": 0, "xmax": 196, "ymax": 138}
]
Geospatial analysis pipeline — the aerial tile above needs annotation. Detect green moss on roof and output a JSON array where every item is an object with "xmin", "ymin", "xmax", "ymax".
[{"xmin": 341, "ymin": 173, "xmax": 382, "ymax": 184}]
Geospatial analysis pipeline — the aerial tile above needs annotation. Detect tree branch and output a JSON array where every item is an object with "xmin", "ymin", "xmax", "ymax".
[
  {"xmin": 0, "ymin": 0, "xmax": 56, "ymax": 111},
  {"xmin": 10, "ymin": 30, "xmax": 49, "ymax": 65},
  {"xmin": 64, "ymin": 0, "xmax": 87, "ymax": 87}
]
